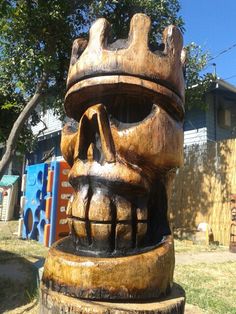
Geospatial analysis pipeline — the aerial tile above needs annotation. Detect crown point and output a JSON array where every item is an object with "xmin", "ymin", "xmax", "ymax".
[
  {"xmin": 65, "ymin": 14, "xmax": 185, "ymax": 118},
  {"xmin": 88, "ymin": 18, "xmax": 110, "ymax": 50},
  {"xmin": 163, "ymin": 25, "xmax": 183, "ymax": 57},
  {"xmin": 67, "ymin": 38, "xmax": 88, "ymax": 88},
  {"xmin": 129, "ymin": 13, "xmax": 151, "ymax": 49},
  {"xmin": 70, "ymin": 38, "xmax": 88, "ymax": 67}
]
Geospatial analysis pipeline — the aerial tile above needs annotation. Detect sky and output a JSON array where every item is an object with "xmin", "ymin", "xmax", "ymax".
[{"xmin": 180, "ymin": 0, "xmax": 236, "ymax": 86}]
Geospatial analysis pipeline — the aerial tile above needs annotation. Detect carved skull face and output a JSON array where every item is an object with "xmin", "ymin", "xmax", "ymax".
[
  {"xmin": 61, "ymin": 14, "xmax": 184, "ymax": 257},
  {"xmin": 61, "ymin": 99, "xmax": 183, "ymax": 256}
]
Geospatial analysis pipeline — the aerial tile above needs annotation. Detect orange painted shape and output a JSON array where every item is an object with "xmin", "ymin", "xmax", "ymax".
[
  {"xmin": 54, "ymin": 161, "xmax": 72, "ymax": 242},
  {"xmin": 47, "ymin": 170, "xmax": 54, "ymax": 193},
  {"xmin": 44, "ymin": 224, "xmax": 50, "ymax": 247},
  {"xmin": 45, "ymin": 197, "xmax": 52, "ymax": 220}
]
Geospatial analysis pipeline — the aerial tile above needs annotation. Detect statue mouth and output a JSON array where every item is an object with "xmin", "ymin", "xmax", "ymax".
[{"xmin": 67, "ymin": 172, "xmax": 170, "ymax": 257}]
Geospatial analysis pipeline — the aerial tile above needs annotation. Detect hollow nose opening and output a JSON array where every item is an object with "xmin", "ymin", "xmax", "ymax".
[
  {"xmin": 79, "ymin": 116, "xmax": 105, "ymax": 164},
  {"xmin": 75, "ymin": 104, "xmax": 116, "ymax": 164}
]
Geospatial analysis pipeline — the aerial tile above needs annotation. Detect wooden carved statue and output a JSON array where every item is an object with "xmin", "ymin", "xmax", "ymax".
[{"xmin": 40, "ymin": 14, "xmax": 185, "ymax": 313}]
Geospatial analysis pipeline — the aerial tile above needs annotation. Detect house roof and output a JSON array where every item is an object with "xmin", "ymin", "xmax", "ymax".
[
  {"xmin": 211, "ymin": 78, "xmax": 236, "ymax": 94},
  {"xmin": 189, "ymin": 78, "xmax": 236, "ymax": 96},
  {"xmin": 0, "ymin": 175, "xmax": 19, "ymax": 187}
]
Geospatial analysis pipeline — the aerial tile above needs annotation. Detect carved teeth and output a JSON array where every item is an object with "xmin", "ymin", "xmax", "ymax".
[
  {"xmin": 116, "ymin": 195, "xmax": 132, "ymax": 221},
  {"xmin": 88, "ymin": 191, "xmax": 112, "ymax": 221},
  {"xmin": 116, "ymin": 223, "xmax": 133, "ymax": 250},
  {"xmin": 72, "ymin": 219, "xmax": 88, "ymax": 247},
  {"xmin": 90, "ymin": 223, "xmax": 112, "ymax": 251},
  {"xmin": 68, "ymin": 189, "xmax": 149, "ymax": 255},
  {"xmin": 66, "ymin": 195, "xmax": 73, "ymax": 216},
  {"xmin": 71, "ymin": 185, "xmax": 89, "ymax": 219},
  {"xmin": 137, "ymin": 223, "xmax": 148, "ymax": 246},
  {"xmin": 137, "ymin": 206, "xmax": 148, "ymax": 220}
]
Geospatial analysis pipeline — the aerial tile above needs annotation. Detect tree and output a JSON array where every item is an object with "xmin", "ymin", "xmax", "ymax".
[
  {"xmin": 0, "ymin": 1, "xmax": 75, "ymax": 176},
  {"xmin": 184, "ymin": 42, "xmax": 214, "ymax": 110},
  {"xmin": 0, "ymin": 0, "xmax": 205, "ymax": 179}
]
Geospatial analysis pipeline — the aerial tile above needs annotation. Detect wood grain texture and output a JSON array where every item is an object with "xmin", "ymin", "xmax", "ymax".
[
  {"xmin": 42, "ymin": 236, "xmax": 175, "ymax": 300},
  {"xmin": 41, "ymin": 12, "xmax": 185, "ymax": 307},
  {"xmin": 40, "ymin": 283, "xmax": 185, "ymax": 314}
]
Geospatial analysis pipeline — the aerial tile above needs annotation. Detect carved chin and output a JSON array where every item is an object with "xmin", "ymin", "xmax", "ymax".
[{"xmin": 67, "ymin": 169, "xmax": 170, "ymax": 257}]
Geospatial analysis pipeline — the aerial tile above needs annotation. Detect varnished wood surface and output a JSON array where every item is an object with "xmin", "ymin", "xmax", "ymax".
[
  {"xmin": 41, "ymin": 12, "xmax": 185, "ymax": 306},
  {"xmin": 40, "ymin": 283, "xmax": 185, "ymax": 314},
  {"xmin": 66, "ymin": 14, "xmax": 185, "ymax": 107},
  {"xmin": 42, "ymin": 236, "xmax": 174, "ymax": 300}
]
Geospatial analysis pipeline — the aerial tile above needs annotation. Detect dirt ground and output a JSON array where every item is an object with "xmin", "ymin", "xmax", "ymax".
[
  {"xmin": 176, "ymin": 250, "xmax": 236, "ymax": 265},
  {"xmin": 0, "ymin": 221, "xmax": 235, "ymax": 313}
]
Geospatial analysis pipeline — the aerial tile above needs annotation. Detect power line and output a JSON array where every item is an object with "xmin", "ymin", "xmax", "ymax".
[
  {"xmin": 223, "ymin": 74, "xmax": 236, "ymax": 81},
  {"xmin": 201, "ymin": 44, "xmax": 236, "ymax": 78},
  {"xmin": 208, "ymin": 43, "xmax": 236, "ymax": 62}
]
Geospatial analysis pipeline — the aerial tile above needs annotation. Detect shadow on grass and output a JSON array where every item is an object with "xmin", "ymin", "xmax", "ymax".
[{"xmin": 0, "ymin": 249, "xmax": 39, "ymax": 313}]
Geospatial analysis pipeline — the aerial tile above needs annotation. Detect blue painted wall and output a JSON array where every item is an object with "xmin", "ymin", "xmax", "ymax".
[
  {"xmin": 184, "ymin": 107, "xmax": 206, "ymax": 132},
  {"xmin": 185, "ymin": 90, "xmax": 236, "ymax": 144}
]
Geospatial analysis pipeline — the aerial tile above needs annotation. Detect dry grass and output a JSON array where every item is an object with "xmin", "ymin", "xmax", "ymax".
[
  {"xmin": 174, "ymin": 239, "xmax": 228, "ymax": 253},
  {"xmin": 0, "ymin": 221, "xmax": 48, "ymax": 262}
]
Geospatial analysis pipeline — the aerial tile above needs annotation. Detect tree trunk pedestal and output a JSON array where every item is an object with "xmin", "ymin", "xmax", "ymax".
[
  {"xmin": 40, "ymin": 237, "xmax": 185, "ymax": 313},
  {"xmin": 40, "ymin": 283, "xmax": 185, "ymax": 314}
]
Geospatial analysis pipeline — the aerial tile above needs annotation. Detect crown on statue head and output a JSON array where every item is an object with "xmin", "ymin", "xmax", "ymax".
[{"xmin": 65, "ymin": 13, "xmax": 185, "ymax": 121}]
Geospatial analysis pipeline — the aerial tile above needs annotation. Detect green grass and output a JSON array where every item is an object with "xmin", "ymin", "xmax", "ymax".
[{"xmin": 175, "ymin": 262, "xmax": 236, "ymax": 314}]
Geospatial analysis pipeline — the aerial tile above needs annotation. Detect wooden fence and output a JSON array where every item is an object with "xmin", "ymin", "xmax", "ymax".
[{"xmin": 169, "ymin": 139, "xmax": 236, "ymax": 245}]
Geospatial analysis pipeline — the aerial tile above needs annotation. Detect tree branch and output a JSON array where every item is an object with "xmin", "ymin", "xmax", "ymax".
[
  {"xmin": 0, "ymin": 73, "xmax": 48, "ymax": 180},
  {"xmin": 36, "ymin": 118, "xmax": 48, "ymax": 137}
]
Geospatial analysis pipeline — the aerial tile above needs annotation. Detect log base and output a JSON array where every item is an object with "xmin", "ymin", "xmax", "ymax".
[
  {"xmin": 42, "ymin": 236, "xmax": 175, "ymax": 300},
  {"xmin": 40, "ymin": 283, "xmax": 185, "ymax": 314}
]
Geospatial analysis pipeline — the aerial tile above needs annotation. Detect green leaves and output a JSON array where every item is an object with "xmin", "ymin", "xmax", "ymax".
[
  {"xmin": 1, "ymin": 101, "xmax": 17, "ymax": 111},
  {"xmin": 184, "ymin": 43, "xmax": 214, "ymax": 109},
  {"xmin": 0, "ymin": 0, "xmax": 211, "ymax": 154},
  {"xmin": 0, "ymin": 0, "xmax": 78, "ymax": 151},
  {"xmin": 88, "ymin": 0, "xmax": 184, "ymax": 45}
]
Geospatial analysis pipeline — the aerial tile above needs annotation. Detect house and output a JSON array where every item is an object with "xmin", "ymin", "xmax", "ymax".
[
  {"xmin": 1, "ymin": 78, "xmax": 235, "ymax": 173},
  {"xmin": 30, "ymin": 109, "xmax": 64, "ymax": 164},
  {"xmin": 0, "ymin": 109, "xmax": 64, "ymax": 177},
  {"xmin": 184, "ymin": 79, "xmax": 236, "ymax": 146},
  {"xmin": 27, "ymin": 78, "xmax": 236, "ymax": 164}
]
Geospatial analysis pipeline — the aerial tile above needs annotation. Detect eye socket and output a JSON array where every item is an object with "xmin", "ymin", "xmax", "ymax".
[{"xmin": 104, "ymin": 95, "xmax": 154, "ymax": 126}]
